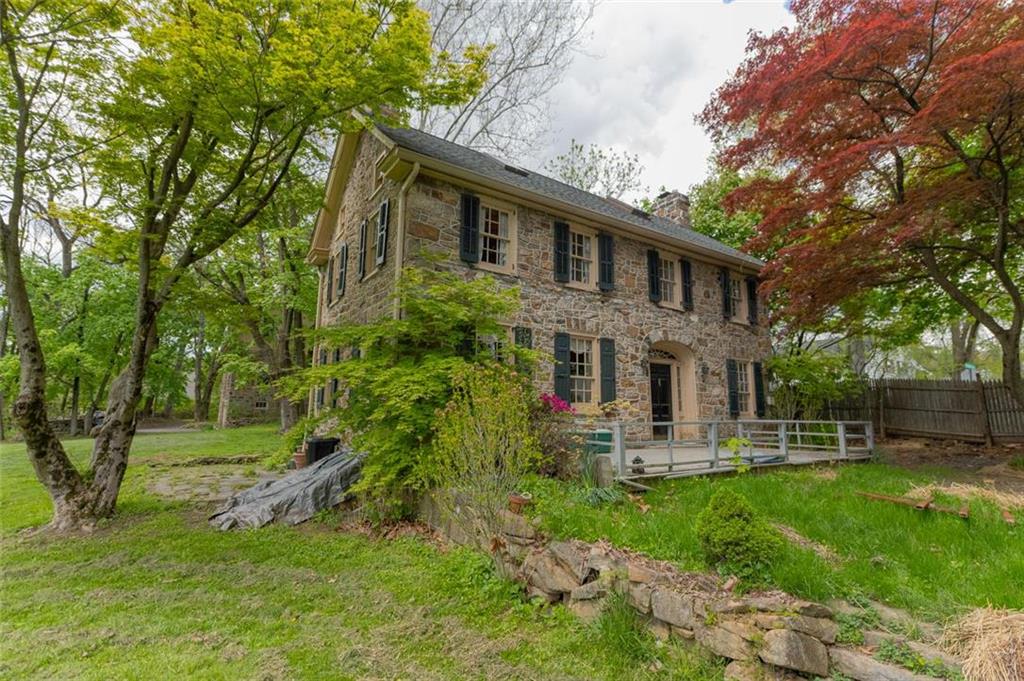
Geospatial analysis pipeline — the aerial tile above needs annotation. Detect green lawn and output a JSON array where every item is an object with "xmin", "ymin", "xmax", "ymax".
[
  {"xmin": 1, "ymin": 427, "xmax": 722, "ymax": 680},
  {"xmin": 523, "ymin": 462, "xmax": 1024, "ymax": 623}
]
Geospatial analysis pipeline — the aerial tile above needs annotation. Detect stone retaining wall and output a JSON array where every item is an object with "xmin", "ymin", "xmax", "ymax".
[{"xmin": 421, "ymin": 498, "xmax": 958, "ymax": 681}]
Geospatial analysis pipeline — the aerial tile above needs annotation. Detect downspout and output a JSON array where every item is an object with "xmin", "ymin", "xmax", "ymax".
[
  {"xmin": 392, "ymin": 162, "xmax": 421, "ymax": 319},
  {"xmin": 308, "ymin": 268, "xmax": 325, "ymax": 418}
]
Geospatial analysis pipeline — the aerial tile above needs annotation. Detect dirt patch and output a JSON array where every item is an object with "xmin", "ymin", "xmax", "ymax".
[{"xmin": 879, "ymin": 438, "xmax": 1024, "ymax": 493}]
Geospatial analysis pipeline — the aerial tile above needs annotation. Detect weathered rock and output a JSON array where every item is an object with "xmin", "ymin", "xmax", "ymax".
[
  {"xmin": 724, "ymin": 660, "xmax": 805, "ymax": 681},
  {"xmin": 905, "ymin": 641, "xmax": 961, "ymax": 672},
  {"xmin": 625, "ymin": 582, "xmax": 652, "ymax": 613},
  {"xmin": 651, "ymin": 589, "xmax": 698, "ymax": 629},
  {"xmin": 754, "ymin": 613, "xmax": 839, "ymax": 643},
  {"xmin": 525, "ymin": 585, "xmax": 561, "ymax": 604},
  {"xmin": 648, "ymin": 619, "xmax": 671, "ymax": 641},
  {"xmin": 627, "ymin": 562, "xmax": 662, "ymax": 584},
  {"xmin": 695, "ymin": 624, "xmax": 755, "ymax": 661},
  {"xmin": 719, "ymin": 617, "xmax": 763, "ymax": 642},
  {"xmin": 713, "ymin": 596, "xmax": 787, "ymax": 615},
  {"xmin": 830, "ymin": 647, "xmax": 940, "ymax": 681},
  {"xmin": 758, "ymin": 629, "xmax": 829, "ymax": 677},
  {"xmin": 570, "ymin": 580, "xmax": 608, "ymax": 601},
  {"xmin": 521, "ymin": 550, "xmax": 578, "ymax": 594},
  {"xmin": 584, "ymin": 547, "xmax": 623, "ymax": 576},
  {"xmin": 499, "ymin": 510, "xmax": 536, "ymax": 540},
  {"xmin": 549, "ymin": 540, "xmax": 589, "ymax": 584},
  {"xmin": 790, "ymin": 600, "xmax": 833, "ymax": 619},
  {"xmin": 567, "ymin": 597, "xmax": 604, "ymax": 623},
  {"xmin": 671, "ymin": 626, "xmax": 695, "ymax": 640},
  {"xmin": 867, "ymin": 601, "xmax": 941, "ymax": 640}
]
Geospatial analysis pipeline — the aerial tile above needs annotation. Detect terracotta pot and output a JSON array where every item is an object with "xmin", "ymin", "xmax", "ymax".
[
  {"xmin": 293, "ymin": 450, "xmax": 308, "ymax": 469},
  {"xmin": 508, "ymin": 492, "xmax": 532, "ymax": 515}
]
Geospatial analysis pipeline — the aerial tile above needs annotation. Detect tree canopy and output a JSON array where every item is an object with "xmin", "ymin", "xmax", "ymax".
[{"xmin": 701, "ymin": 0, "xmax": 1024, "ymax": 404}]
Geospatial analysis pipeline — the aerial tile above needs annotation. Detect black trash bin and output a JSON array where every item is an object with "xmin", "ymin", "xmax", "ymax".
[{"xmin": 306, "ymin": 436, "xmax": 340, "ymax": 465}]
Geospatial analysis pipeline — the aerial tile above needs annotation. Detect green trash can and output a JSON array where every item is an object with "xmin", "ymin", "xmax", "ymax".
[{"xmin": 585, "ymin": 428, "xmax": 613, "ymax": 456}]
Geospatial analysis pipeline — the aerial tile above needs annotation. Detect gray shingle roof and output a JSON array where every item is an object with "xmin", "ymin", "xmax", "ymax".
[{"xmin": 377, "ymin": 124, "xmax": 761, "ymax": 268}]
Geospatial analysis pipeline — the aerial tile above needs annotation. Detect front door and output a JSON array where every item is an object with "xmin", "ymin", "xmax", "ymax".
[{"xmin": 650, "ymin": 363, "xmax": 673, "ymax": 440}]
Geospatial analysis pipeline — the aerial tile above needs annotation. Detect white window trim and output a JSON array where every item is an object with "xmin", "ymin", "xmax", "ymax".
[
  {"xmin": 730, "ymin": 273, "xmax": 749, "ymax": 324},
  {"xmin": 567, "ymin": 332, "xmax": 603, "ymax": 408},
  {"xmin": 476, "ymin": 326, "xmax": 516, "ymax": 362},
  {"xmin": 735, "ymin": 360, "xmax": 755, "ymax": 416},
  {"xmin": 566, "ymin": 224, "xmax": 598, "ymax": 291},
  {"xmin": 656, "ymin": 249, "xmax": 684, "ymax": 310},
  {"xmin": 476, "ymin": 197, "xmax": 518, "ymax": 276}
]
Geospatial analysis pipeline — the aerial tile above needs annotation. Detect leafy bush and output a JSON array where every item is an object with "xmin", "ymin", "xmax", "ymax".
[
  {"xmin": 426, "ymin": 363, "xmax": 542, "ymax": 555},
  {"xmin": 532, "ymin": 392, "xmax": 583, "ymax": 479},
  {"xmin": 694, "ymin": 489, "xmax": 782, "ymax": 580},
  {"xmin": 282, "ymin": 266, "xmax": 536, "ymax": 516},
  {"xmin": 767, "ymin": 350, "xmax": 859, "ymax": 420}
]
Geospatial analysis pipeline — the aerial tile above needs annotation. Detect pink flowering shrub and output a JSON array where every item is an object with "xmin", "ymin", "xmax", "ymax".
[
  {"xmin": 532, "ymin": 393, "xmax": 581, "ymax": 479},
  {"xmin": 540, "ymin": 392, "xmax": 576, "ymax": 415}
]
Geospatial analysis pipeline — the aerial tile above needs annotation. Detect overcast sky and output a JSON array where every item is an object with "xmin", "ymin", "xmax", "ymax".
[{"xmin": 535, "ymin": 0, "xmax": 793, "ymax": 202}]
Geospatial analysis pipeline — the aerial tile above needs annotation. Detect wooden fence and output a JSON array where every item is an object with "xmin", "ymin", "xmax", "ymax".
[{"xmin": 827, "ymin": 378, "xmax": 1024, "ymax": 444}]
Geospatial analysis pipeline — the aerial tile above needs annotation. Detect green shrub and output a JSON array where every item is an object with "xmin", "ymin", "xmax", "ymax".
[{"xmin": 694, "ymin": 488, "xmax": 782, "ymax": 580}]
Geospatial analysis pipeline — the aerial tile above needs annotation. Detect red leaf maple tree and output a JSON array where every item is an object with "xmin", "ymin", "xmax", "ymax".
[{"xmin": 701, "ymin": 0, "xmax": 1024, "ymax": 404}]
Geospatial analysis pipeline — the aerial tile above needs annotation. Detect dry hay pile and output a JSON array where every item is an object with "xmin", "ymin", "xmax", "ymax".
[
  {"xmin": 906, "ymin": 482, "xmax": 1024, "ymax": 511},
  {"xmin": 942, "ymin": 608, "xmax": 1024, "ymax": 681}
]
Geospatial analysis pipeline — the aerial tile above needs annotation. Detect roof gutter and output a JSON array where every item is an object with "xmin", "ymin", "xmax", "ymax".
[{"xmin": 391, "ymin": 147, "xmax": 762, "ymax": 273}]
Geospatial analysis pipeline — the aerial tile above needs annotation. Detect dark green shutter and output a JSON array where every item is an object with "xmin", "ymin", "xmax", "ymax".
[
  {"xmin": 326, "ymin": 256, "xmax": 334, "ymax": 300},
  {"xmin": 553, "ymin": 221, "xmax": 570, "ymax": 282},
  {"xmin": 647, "ymin": 249, "xmax": 661, "ymax": 302},
  {"xmin": 681, "ymin": 259, "xmax": 694, "ymax": 311},
  {"xmin": 746, "ymin": 276, "xmax": 758, "ymax": 324},
  {"xmin": 726, "ymin": 359, "xmax": 740, "ymax": 417},
  {"xmin": 720, "ymin": 267, "xmax": 731, "ymax": 319},
  {"xmin": 357, "ymin": 219, "xmax": 367, "ymax": 279},
  {"xmin": 337, "ymin": 243, "xmax": 347, "ymax": 297},
  {"xmin": 753, "ymin": 361, "xmax": 766, "ymax": 417},
  {"xmin": 598, "ymin": 233, "xmax": 614, "ymax": 291},
  {"xmin": 459, "ymin": 193, "xmax": 480, "ymax": 263},
  {"xmin": 599, "ymin": 338, "xmax": 616, "ymax": 404},
  {"xmin": 376, "ymin": 199, "xmax": 389, "ymax": 266},
  {"xmin": 553, "ymin": 332, "xmax": 571, "ymax": 401}
]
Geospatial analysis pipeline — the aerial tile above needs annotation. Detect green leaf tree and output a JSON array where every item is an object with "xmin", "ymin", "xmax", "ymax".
[{"xmin": 1, "ymin": 0, "xmax": 485, "ymax": 530}]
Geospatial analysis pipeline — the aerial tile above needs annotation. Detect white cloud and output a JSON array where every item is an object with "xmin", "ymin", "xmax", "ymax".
[{"xmin": 531, "ymin": 0, "xmax": 792, "ymax": 201}]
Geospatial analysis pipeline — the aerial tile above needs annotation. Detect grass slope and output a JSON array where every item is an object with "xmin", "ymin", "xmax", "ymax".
[
  {"xmin": 1, "ymin": 427, "xmax": 722, "ymax": 680},
  {"xmin": 525, "ymin": 463, "xmax": 1023, "ymax": 621}
]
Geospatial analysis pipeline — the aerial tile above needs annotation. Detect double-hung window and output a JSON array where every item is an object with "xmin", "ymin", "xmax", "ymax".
[
  {"xmin": 480, "ymin": 205, "xmax": 511, "ymax": 268},
  {"xmin": 569, "ymin": 336, "xmax": 595, "ymax": 404},
  {"xmin": 570, "ymin": 231, "xmax": 593, "ymax": 286},
  {"xmin": 735, "ymin": 360, "xmax": 752, "ymax": 414},
  {"xmin": 730, "ymin": 275, "xmax": 745, "ymax": 320},
  {"xmin": 659, "ymin": 257, "xmax": 677, "ymax": 305}
]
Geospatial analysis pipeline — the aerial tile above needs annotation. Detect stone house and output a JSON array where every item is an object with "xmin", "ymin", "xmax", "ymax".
[{"xmin": 306, "ymin": 124, "xmax": 770, "ymax": 435}]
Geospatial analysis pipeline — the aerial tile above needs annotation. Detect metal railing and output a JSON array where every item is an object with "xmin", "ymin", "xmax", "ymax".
[{"xmin": 590, "ymin": 419, "xmax": 874, "ymax": 479}]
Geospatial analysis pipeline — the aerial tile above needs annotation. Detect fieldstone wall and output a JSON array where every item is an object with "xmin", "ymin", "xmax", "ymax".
[
  {"xmin": 420, "ymin": 496, "xmax": 960, "ymax": 681},
  {"xmin": 404, "ymin": 173, "xmax": 772, "ymax": 428}
]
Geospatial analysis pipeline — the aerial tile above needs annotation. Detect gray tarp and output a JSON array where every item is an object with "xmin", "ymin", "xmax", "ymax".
[{"xmin": 209, "ymin": 449, "xmax": 363, "ymax": 530}]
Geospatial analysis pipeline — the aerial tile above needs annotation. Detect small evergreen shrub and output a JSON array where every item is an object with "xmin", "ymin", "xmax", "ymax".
[{"xmin": 694, "ymin": 489, "xmax": 782, "ymax": 580}]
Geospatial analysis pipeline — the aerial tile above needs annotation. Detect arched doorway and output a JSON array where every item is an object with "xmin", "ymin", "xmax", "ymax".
[{"xmin": 648, "ymin": 341, "xmax": 698, "ymax": 439}]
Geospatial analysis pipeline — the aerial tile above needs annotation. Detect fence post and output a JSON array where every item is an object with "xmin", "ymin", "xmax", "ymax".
[
  {"xmin": 778, "ymin": 422, "xmax": 789, "ymax": 461},
  {"xmin": 837, "ymin": 422, "xmax": 847, "ymax": 459},
  {"xmin": 613, "ymin": 421, "xmax": 627, "ymax": 477},
  {"xmin": 865, "ymin": 421, "xmax": 875, "ymax": 453},
  {"xmin": 709, "ymin": 422, "xmax": 719, "ymax": 469},
  {"xmin": 975, "ymin": 378, "xmax": 994, "ymax": 446}
]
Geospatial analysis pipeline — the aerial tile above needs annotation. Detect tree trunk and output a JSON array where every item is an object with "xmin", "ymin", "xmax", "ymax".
[
  {"xmin": 193, "ymin": 313, "xmax": 206, "ymax": 421},
  {"xmin": 999, "ymin": 330, "xmax": 1024, "ymax": 410},
  {"xmin": 69, "ymin": 376, "xmax": 81, "ymax": 437},
  {"xmin": 950, "ymin": 319, "xmax": 981, "ymax": 378}
]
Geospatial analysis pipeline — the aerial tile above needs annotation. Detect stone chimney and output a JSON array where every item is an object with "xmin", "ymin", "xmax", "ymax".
[{"xmin": 650, "ymin": 190, "xmax": 691, "ymax": 229}]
